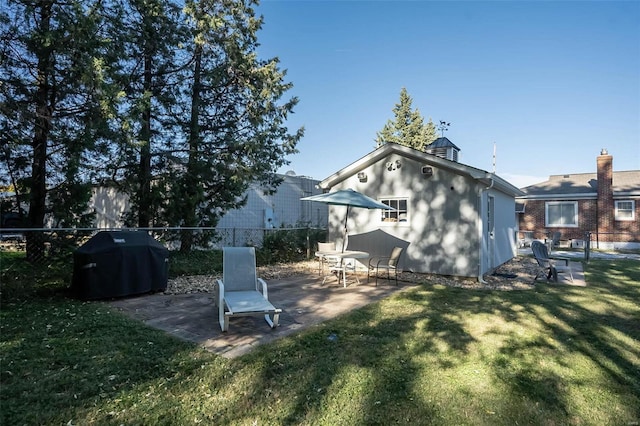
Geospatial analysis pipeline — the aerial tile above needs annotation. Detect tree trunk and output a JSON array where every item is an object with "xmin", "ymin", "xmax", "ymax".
[
  {"xmin": 137, "ymin": 46, "xmax": 153, "ymax": 229},
  {"xmin": 26, "ymin": 0, "xmax": 53, "ymax": 263},
  {"xmin": 179, "ymin": 44, "xmax": 203, "ymax": 253}
]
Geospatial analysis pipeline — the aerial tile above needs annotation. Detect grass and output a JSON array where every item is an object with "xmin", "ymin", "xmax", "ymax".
[
  {"xmin": 1, "ymin": 258, "xmax": 639, "ymax": 425},
  {"xmin": 0, "ymin": 251, "xmax": 72, "ymax": 301}
]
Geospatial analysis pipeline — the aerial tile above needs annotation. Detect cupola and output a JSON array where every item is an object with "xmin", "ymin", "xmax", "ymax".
[{"xmin": 425, "ymin": 137, "xmax": 460, "ymax": 162}]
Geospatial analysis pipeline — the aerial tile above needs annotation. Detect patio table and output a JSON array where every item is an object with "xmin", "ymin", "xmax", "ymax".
[{"xmin": 315, "ymin": 250, "xmax": 369, "ymax": 287}]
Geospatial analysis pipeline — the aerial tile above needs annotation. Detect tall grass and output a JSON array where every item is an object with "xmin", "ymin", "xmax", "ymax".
[{"xmin": 1, "ymin": 259, "xmax": 638, "ymax": 425}]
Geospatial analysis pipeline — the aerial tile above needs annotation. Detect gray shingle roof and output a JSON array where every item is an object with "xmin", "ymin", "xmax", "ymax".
[
  {"xmin": 520, "ymin": 170, "xmax": 640, "ymax": 196},
  {"xmin": 428, "ymin": 137, "xmax": 460, "ymax": 150},
  {"xmin": 614, "ymin": 170, "xmax": 640, "ymax": 192}
]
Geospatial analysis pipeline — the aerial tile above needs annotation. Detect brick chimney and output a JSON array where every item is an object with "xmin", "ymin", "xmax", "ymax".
[{"xmin": 597, "ymin": 149, "xmax": 613, "ymax": 240}]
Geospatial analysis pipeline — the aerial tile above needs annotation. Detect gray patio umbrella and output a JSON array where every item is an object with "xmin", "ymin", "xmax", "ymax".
[{"xmin": 301, "ymin": 189, "xmax": 394, "ymax": 252}]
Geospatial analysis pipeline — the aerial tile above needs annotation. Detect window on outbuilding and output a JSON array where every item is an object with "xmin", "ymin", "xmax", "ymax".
[
  {"xmin": 615, "ymin": 200, "xmax": 635, "ymax": 221},
  {"xmin": 545, "ymin": 201, "xmax": 578, "ymax": 227},
  {"xmin": 380, "ymin": 198, "xmax": 408, "ymax": 223}
]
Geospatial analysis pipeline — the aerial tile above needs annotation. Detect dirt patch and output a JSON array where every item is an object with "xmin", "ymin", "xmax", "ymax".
[{"xmin": 165, "ymin": 256, "xmax": 543, "ymax": 294}]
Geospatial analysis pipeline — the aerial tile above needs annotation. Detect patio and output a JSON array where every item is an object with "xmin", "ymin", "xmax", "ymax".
[
  {"xmin": 108, "ymin": 253, "xmax": 589, "ymax": 359},
  {"xmin": 109, "ymin": 273, "xmax": 418, "ymax": 358}
]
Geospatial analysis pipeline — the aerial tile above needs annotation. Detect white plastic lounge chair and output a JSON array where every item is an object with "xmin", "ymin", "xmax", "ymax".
[
  {"xmin": 216, "ymin": 247, "xmax": 281, "ymax": 332},
  {"xmin": 367, "ymin": 246, "xmax": 404, "ymax": 286},
  {"xmin": 531, "ymin": 241, "xmax": 573, "ymax": 283}
]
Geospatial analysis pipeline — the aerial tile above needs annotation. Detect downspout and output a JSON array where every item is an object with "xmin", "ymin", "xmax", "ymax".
[{"xmin": 478, "ymin": 175, "xmax": 494, "ymax": 283}]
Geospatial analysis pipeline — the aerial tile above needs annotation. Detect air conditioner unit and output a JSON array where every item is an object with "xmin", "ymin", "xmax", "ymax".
[
  {"xmin": 571, "ymin": 239, "xmax": 585, "ymax": 248},
  {"xmin": 421, "ymin": 166, "xmax": 433, "ymax": 177}
]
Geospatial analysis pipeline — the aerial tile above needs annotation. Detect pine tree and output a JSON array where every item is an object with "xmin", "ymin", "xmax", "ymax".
[
  {"xmin": 425, "ymin": 117, "xmax": 438, "ymax": 145},
  {"xmin": 1, "ymin": 0, "xmax": 302, "ymax": 254},
  {"xmin": 101, "ymin": 0, "xmax": 188, "ymax": 228},
  {"xmin": 163, "ymin": 0, "xmax": 302, "ymax": 251},
  {"xmin": 375, "ymin": 88, "xmax": 437, "ymax": 151},
  {"xmin": 0, "ymin": 0, "xmax": 115, "ymax": 260}
]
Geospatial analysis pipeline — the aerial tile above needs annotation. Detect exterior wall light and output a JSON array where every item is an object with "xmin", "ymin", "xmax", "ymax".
[
  {"xmin": 386, "ymin": 160, "xmax": 401, "ymax": 171},
  {"xmin": 357, "ymin": 172, "xmax": 368, "ymax": 182},
  {"xmin": 421, "ymin": 166, "xmax": 433, "ymax": 177}
]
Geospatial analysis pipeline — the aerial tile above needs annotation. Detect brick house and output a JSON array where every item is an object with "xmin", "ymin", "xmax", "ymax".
[{"xmin": 516, "ymin": 150, "xmax": 640, "ymax": 249}]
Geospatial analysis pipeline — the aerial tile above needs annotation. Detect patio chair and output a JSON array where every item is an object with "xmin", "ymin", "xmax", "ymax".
[
  {"xmin": 519, "ymin": 231, "xmax": 534, "ymax": 248},
  {"xmin": 216, "ymin": 247, "xmax": 281, "ymax": 332},
  {"xmin": 367, "ymin": 246, "xmax": 404, "ymax": 286},
  {"xmin": 316, "ymin": 242, "xmax": 338, "ymax": 275},
  {"xmin": 531, "ymin": 241, "xmax": 573, "ymax": 283},
  {"xmin": 546, "ymin": 231, "xmax": 562, "ymax": 249},
  {"xmin": 326, "ymin": 256, "xmax": 360, "ymax": 286}
]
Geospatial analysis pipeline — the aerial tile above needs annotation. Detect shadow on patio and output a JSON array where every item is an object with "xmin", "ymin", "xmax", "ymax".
[{"xmin": 109, "ymin": 272, "xmax": 417, "ymax": 358}]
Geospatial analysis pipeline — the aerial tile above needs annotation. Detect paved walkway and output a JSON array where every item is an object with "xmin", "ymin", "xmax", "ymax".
[
  {"xmin": 535, "ymin": 260, "xmax": 586, "ymax": 287},
  {"xmin": 518, "ymin": 247, "xmax": 640, "ymax": 261},
  {"xmin": 110, "ymin": 274, "xmax": 418, "ymax": 358}
]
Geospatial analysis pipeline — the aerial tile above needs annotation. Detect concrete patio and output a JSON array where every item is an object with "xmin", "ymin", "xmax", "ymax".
[
  {"xmin": 109, "ymin": 273, "xmax": 418, "ymax": 358},
  {"xmin": 109, "ymin": 255, "xmax": 594, "ymax": 359}
]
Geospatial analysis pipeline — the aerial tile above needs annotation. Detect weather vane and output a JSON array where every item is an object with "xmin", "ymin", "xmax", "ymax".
[{"xmin": 438, "ymin": 120, "xmax": 451, "ymax": 137}]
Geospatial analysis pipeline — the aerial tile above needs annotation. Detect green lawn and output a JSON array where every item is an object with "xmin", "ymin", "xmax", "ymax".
[{"xmin": 1, "ymin": 259, "xmax": 639, "ymax": 425}]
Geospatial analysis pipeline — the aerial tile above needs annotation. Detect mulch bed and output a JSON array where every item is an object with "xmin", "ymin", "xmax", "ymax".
[{"xmin": 165, "ymin": 256, "xmax": 544, "ymax": 294}]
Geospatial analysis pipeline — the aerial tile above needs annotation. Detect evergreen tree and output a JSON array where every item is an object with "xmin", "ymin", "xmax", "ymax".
[
  {"xmin": 375, "ymin": 88, "xmax": 437, "ymax": 151},
  {"xmin": 165, "ymin": 0, "xmax": 302, "ymax": 251},
  {"xmin": 0, "ymin": 0, "xmax": 115, "ymax": 260},
  {"xmin": 1, "ymin": 0, "xmax": 302, "ymax": 255},
  {"xmin": 425, "ymin": 117, "xmax": 438, "ymax": 145},
  {"xmin": 102, "ymin": 0, "xmax": 187, "ymax": 229}
]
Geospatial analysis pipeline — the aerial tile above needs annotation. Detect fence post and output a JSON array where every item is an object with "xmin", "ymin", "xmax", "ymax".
[
  {"xmin": 584, "ymin": 231, "xmax": 591, "ymax": 262},
  {"xmin": 232, "ymin": 227, "xmax": 236, "ymax": 247},
  {"xmin": 306, "ymin": 228, "xmax": 310, "ymax": 259}
]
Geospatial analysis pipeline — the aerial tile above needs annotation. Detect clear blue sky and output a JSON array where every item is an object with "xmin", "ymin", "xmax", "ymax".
[{"xmin": 256, "ymin": 0, "xmax": 640, "ymax": 188}]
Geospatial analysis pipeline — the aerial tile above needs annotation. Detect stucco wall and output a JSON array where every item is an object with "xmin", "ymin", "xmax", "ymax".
[{"xmin": 329, "ymin": 153, "xmax": 484, "ymax": 277}]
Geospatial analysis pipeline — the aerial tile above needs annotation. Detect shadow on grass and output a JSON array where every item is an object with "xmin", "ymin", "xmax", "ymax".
[
  {"xmin": 0, "ymin": 296, "xmax": 223, "ymax": 425},
  {"xmin": 1, "ymin": 259, "xmax": 638, "ymax": 424},
  {"xmin": 232, "ymin": 260, "xmax": 639, "ymax": 424}
]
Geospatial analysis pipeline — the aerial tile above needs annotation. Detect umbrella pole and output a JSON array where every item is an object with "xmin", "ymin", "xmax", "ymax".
[{"xmin": 342, "ymin": 205, "xmax": 349, "ymax": 252}]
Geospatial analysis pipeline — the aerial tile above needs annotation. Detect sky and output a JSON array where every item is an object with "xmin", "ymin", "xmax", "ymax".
[{"xmin": 255, "ymin": 0, "xmax": 640, "ymax": 188}]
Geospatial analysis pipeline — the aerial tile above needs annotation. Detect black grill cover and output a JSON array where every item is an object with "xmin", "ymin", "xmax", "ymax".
[{"xmin": 72, "ymin": 231, "xmax": 169, "ymax": 300}]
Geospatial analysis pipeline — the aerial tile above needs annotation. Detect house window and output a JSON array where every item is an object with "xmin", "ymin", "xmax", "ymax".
[
  {"xmin": 545, "ymin": 201, "xmax": 578, "ymax": 227},
  {"xmin": 380, "ymin": 198, "xmax": 408, "ymax": 223},
  {"xmin": 615, "ymin": 200, "xmax": 635, "ymax": 221}
]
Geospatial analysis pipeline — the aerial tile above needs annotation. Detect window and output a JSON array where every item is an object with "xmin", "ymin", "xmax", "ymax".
[
  {"xmin": 545, "ymin": 201, "xmax": 578, "ymax": 227},
  {"xmin": 615, "ymin": 200, "xmax": 635, "ymax": 221},
  {"xmin": 380, "ymin": 198, "xmax": 408, "ymax": 223}
]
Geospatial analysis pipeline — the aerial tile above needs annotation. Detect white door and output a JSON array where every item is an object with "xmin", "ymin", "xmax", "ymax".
[{"xmin": 487, "ymin": 196, "xmax": 495, "ymax": 269}]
